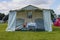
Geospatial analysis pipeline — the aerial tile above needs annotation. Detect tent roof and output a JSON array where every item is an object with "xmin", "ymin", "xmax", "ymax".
[
  {"xmin": 10, "ymin": 5, "xmax": 54, "ymax": 13},
  {"xmin": 19, "ymin": 5, "xmax": 40, "ymax": 10}
]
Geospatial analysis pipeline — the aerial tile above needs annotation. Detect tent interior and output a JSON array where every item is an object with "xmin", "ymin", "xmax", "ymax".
[{"xmin": 16, "ymin": 9, "xmax": 45, "ymax": 31}]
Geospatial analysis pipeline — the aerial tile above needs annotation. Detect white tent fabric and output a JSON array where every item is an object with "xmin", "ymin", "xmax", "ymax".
[
  {"xmin": 43, "ymin": 10, "xmax": 52, "ymax": 32},
  {"xmin": 6, "ymin": 11, "xmax": 16, "ymax": 31}
]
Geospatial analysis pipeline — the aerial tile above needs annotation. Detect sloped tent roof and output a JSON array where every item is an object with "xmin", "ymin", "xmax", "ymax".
[
  {"xmin": 19, "ymin": 5, "xmax": 40, "ymax": 10},
  {"xmin": 10, "ymin": 5, "xmax": 56, "ymax": 20},
  {"xmin": 10, "ymin": 5, "xmax": 54, "ymax": 11}
]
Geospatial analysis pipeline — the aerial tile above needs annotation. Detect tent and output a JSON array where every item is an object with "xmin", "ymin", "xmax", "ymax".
[
  {"xmin": 53, "ymin": 18, "xmax": 60, "ymax": 26},
  {"xmin": 6, "ymin": 5, "xmax": 55, "ymax": 32}
]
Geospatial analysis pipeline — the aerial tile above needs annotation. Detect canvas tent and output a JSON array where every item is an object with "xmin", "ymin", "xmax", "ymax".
[{"xmin": 6, "ymin": 5, "xmax": 55, "ymax": 32}]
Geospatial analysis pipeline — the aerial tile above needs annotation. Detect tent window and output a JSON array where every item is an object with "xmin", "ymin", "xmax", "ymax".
[{"xmin": 27, "ymin": 12, "xmax": 32, "ymax": 18}]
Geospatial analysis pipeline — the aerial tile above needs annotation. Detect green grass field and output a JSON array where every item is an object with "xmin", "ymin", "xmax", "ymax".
[{"xmin": 0, "ymin": 23, "xmax": 60, "ymax": 40}]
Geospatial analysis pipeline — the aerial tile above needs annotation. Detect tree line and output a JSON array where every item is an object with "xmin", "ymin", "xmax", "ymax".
[{"xmin": 0, "ymin": 13, "xmax": 8, "ymax": 22}]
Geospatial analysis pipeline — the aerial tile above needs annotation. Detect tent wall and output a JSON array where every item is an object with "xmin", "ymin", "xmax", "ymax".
[
  {"xmin": 43, "ymin": 10, "xmax": 52, "ymax": 32},
  {"xmin": 6, "ymin": 11, "xmax": 16, "ymax": 31}
]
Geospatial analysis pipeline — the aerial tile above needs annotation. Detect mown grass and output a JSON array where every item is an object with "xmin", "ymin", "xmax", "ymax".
[{"xmin": 0, "ymin": 23, "xmax": 60, "ymax": 40}]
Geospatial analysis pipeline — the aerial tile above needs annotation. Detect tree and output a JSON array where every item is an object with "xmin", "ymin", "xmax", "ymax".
[
  {"xmin": 3, "ymin": 15, "xmax": 8, "ymax": 22},
  {"xmin": 0, "ymin": 13, "xmax": 5, "ymax": 20}
]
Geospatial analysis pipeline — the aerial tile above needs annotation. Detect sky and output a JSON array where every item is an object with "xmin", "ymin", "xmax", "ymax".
[{"xmin": 0, "ymin": 0, "xmax": 60, "ymax": 15}]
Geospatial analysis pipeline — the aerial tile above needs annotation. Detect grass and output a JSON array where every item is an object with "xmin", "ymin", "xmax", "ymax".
[{"xmin": 0, "ymin": 23, "xmax": 60, "ymax": 40}]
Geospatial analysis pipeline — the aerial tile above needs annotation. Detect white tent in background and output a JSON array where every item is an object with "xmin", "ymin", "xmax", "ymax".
[{"xmin": 6, "ymin": 5, "xmax": 55, "ymax": 32}]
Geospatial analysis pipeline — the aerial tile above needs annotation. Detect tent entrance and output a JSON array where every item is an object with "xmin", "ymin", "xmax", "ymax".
[{"xmin": 16, "ymin": 10, "xmax": 44, "ymax": 30}]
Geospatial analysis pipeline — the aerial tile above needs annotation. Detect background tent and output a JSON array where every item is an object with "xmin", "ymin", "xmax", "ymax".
[{"xmin": 53, "ymin": 18, "xmax": 60, "ymax": 26}]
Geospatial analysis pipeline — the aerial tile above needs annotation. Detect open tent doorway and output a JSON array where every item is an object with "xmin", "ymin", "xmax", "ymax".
[{"xmin": 16, "ymin": 8, "xmax": 44, "ymax": 31}]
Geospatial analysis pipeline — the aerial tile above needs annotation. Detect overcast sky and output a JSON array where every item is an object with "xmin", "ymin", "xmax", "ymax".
[{"xmin": 0, "ymin": 0, "xmax": 60, "ymax": 15}]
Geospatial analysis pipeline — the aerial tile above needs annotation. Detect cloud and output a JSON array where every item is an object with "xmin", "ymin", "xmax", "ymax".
[
  {"xmin": 55, "ymin": 5, "xmax": 60, "ymax": 15},
  {"xmin": 12, "ymin": 0, "xmax": 54, "ymax": 5},
  {"xmin": 0, "ymin": 0, "xmax": 55, "ymax": 15}
]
